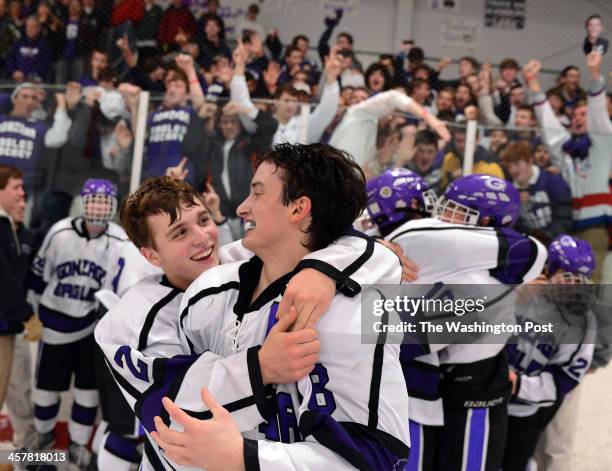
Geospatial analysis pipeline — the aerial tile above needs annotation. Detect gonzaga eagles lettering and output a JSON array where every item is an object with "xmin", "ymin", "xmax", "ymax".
[{"xmin": 29, "ymin": 217, "xmax": 128, "ymax": 345}]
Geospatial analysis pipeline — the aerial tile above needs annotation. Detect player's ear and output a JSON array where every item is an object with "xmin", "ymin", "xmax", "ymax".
[
  {"xmin": 141, "ymin": 246, "xmax": 162, "ymax": 267},
  {"xmin": 289, "ymin": 196, "xmax": 311, "ymax": 223}
]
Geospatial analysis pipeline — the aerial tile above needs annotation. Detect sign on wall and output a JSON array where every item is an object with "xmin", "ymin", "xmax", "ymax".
[
  {"xmin": 484, "ymin": 0, "xmax": 526, "ymax": 30},
  {"xmin": 440, "ymin": 18, "xmax": 479, "ymax": 54}
]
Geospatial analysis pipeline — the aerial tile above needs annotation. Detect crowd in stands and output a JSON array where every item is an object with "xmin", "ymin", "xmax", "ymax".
[{"xmin": 0, "ymin": 1, "xmax": 609, "ymax": 274}]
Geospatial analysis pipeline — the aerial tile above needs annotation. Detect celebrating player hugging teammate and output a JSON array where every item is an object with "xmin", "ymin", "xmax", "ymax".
[
  {"xmin": 96, "ymin": 143, "xmax": 414, "ymax": 470},
  {"xmin": 365, "ymin": 169, "xmax": 547, "ymax": 471}
]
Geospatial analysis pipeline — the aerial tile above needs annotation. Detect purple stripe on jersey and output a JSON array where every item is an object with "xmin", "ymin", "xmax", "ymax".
[
  {"xmin": 545, "ymin": 365, "xmax": 579, "ymax": 399},
  {"xmin": 39, "ymin": 305, "xmax": 95, "ymax": 333},
  {"xmin": 138, "ymin": 355, "xmax": 198, "ymax": 432},
  {"xmin": 352, "ymin": 435, "xmax": 404, "ymax": 470},
  {"xmin": 490, "ymin": 228, "xmax": 536, "ymax": 284},
  {"xmin": 265, "ymin": 302, "xmax": 279, "ymax": 336},
  {"xmin": 406, "ymin": 420, "xmax": 421, "ymax": 471},
  {"xmin": 105, "ymin": 432, "xmax": 141, "ymax": 463},
  {"xmin": 304, "ymin": 412, "xmax": 404, "ymax": 469},
  {"xmin": 465, "ymin": 408, "xmax": 488, "ymax": 471},
  {"xmin": 35, "ymin": 403, "xmax": 60, "ymax": 421},
  {"xmin": 401, "ymin": 361, "xmax": 440, "ymax": 398},
  {"xmin": 588, "ymin": 86, "xmax": 606, "ymax": 97},
  {"xmin": 71, "ymin": 403, "xmax": 97, "ymax": 425},
  {"xmin": 29, "ymin": 273, "xmax": 46, "ymax": 295}
]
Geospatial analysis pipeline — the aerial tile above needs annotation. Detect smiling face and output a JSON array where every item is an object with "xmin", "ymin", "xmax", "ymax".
[
  {"xmin": 570, "ymin": 104, "xmax": 588, "ymax": 134},
  {"xmin": 236, "ymin": 162, "xmax": 305, "ymax": 256},
  {"xmin": 142, "ymin": 200, "xmax": 219, "ymax": 290}
]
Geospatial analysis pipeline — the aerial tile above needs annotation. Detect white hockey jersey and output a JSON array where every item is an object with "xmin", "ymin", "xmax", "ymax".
[
  {"xmin": 95, "ymin": 234, "xmax": 405, "ymax": 470},
  {"xmin": 29, "ymin": 217, "xmax": 129, "ymax": 344},
  {"xmin": 179, "ymin": 243, "xmax": 408, "ymax": 470},
  {"xmin": 108, "ymin": 241, "xmax": 161, "ymax": 297},
  {"xmin": 387, "ymin": 218, "xmax": 547, "ymax": 426},
  {"xmin": 507, "ymin": 294, "xmax": 596, "ymax": 417}
]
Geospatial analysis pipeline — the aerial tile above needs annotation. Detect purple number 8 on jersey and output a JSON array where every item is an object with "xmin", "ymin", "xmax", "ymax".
[{"xmin": 308, "ymin": 364, "xmax": 336, "ymax": 415}]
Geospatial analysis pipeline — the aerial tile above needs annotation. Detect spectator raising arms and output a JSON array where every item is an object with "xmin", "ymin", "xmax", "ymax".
[
  {"xmin": 140, "ymin": 54, "xmax": 208, "ymax": 185},
  {"xmin": 0, "ymin": 84, "xmax": 71, "ymax": 191},
  {"xmin": 526, "ymin": 53, "xmax": 612, "ymax": 281},
  {"xmin": 330, "ymin": 89, "xmax": 450, "ymax": 168}
]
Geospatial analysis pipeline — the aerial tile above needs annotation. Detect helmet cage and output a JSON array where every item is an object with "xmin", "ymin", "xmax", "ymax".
[
  {"xmin": 434, "ymin": 196, "xmax": 480, "ymax": 226},
  {"xmin": 81, "ymin": 193, "xmax": 117, "ymax": 226}
]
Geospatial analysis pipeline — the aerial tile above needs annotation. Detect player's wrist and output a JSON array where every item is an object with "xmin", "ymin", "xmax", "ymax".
[{"xmin": 257, "ymin": 348, "xmax": 272, "ymax": 385}]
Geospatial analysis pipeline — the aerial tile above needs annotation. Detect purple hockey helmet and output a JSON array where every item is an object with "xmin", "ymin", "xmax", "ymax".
[
  {"xmin": 546, "ymin": 234, "xmax": 595, "ymax": 278},
  {"xmin": 80, "ymin": 178, "xmax": 118, "ymax": 226},
  {"xmin": 366, "ymin": 168, "xmax": 437, "ymax": 231},
  {"xmin": 434, "ymin": 174, "xmax": 520, "ymax": 227}
]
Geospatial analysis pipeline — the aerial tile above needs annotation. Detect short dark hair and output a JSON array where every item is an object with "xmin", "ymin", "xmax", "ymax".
[
  {"xmin": 337, "ymin": 32, "xmax": 354, "ymax": 45},
  {"xmin": 413, "ymin": 64, "xmax": 433, "ymax": 79},
  {"xmin": 274, "ymin": 83, "xmax": 299, "ymax": 99},
  {"xmin": 165, "ymin": 65, "xmax": 189, "ymax": 87},
  {"xmin": 255, "ymin": 143, "xmax": 366, "ymax": 251},
  {"xmin": 291, "ymin": 34, "xmax": 309, "ymax": 46},
  {"xmin": 0, "ymin": 164, "xmax": 23, "ymax": 190},
  {"xmin": 415, "ymin": 129, "xmax": 438, "ymax": 147},
  {"xmin": 407, "ymin": 47, "xmax": 424, "ymax": 64},
  {"xmin": 517, "ymin": 104, "xmax": 535, "ymax": 118},
  {"xmin": 284, "ymin": 45, "xmax": 302, "ymax": 58},
  {"xmin": 204, "ymin": 16, "xmax": 223, "ymax": 31},
  {"xmin": 561, "ymin": 65, "xmax": 579, "ymax": 77},
  {"xmin": 365, "ymin": 63, "xmax": 391, "ymax": 91},
  {"xmin": 120, "ymin": 176, "xmax": 206, "ymax": 249},
  {"xmin": 499, "ymin": 58, "xmax": 519, "ymax": 70},
  {"xmin": 459, "ymin": 56, "xmax": 479, "ymax": 71},
  {"xmin": 436, "ymin": 110, "xmax": 455, "ymax": 121},
  {"xmin": 585, "ymin": 14, "xmax": 602, "ymax": 27},
  {"xmin": 98, "ymin": 67, "xmax": 117, "ymax": 85},
  {"xmin": 546, "ymin": 87, "xmax": 564, "ymax": 100}
]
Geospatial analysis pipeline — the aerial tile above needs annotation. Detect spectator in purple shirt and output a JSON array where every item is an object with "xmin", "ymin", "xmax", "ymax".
[
  {"xmin": 55, "ymin": 0, "xmax": 91, "ymax": 84},
  {"xmin": 5, "ymin": 16, "xmax": 51, "ymax": 82},
  {"xmin": 501, "ymin": 140, "xmax": 572, "ymax": 240}
]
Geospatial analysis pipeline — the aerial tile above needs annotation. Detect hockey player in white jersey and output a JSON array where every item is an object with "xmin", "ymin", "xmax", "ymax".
[
  {"xmin": 148, "ymin": 143, "xmax": 408, "ymax": 470},
  {"xmin": 502, "ymin": 234, "xmax": 596, "ymax": 471},
  {"xmin": 26, "ymin": 179, "xmax": 128, "ymax": 468},
  {"xmin": 366, "ymin": 170, "xmax": 547, "ymax": 471},
  {"xmin": 95, "ymin": 173, "xmax": 402, "ymax": 470},
  {"xmin": 93, "ymin": 239, "xmax": 161, "ymax": 471}
]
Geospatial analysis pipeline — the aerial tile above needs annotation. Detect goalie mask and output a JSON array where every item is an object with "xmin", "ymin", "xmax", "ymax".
[{"xmin": 80, "ymin": 178, "xmax": 117, "ymax": 226}]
